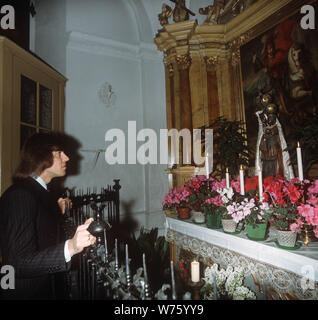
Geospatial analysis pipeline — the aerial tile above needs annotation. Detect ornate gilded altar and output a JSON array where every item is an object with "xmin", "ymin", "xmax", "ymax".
[{"xmin": 154, "ymin": 0, "xmax": 317, "ymax": 187}]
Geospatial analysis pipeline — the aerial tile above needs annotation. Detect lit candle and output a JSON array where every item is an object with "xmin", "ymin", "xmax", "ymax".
[
  {"xmin": 258, "ymin": 166, "xmax": 263, "ymax": 202},
  {"xmin": 225, "ymin": 168, "xmax": 230, "ymax": 189},
  {"xmin": 205, "ymin": 153, "xmax": 209, "ymax": 179},
  {"xmin": 239, "ymin": 165, "xmax": 245, "ymax": 195},
  {"xmin": 296, "ymin": 142, "xmax": 304, "ymax": 182},
  {"xmin": 125, "ymin": 244, "xmax": 130, "ymax": 275},
  {"xmin": 191, "ymin": 260, "xmax": 200, "ymax": 283}
]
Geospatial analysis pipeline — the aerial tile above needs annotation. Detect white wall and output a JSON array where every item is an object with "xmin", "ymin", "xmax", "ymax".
[{"xmin": 33, "ymin": 0, "xmax": 168, "ymax": 235}]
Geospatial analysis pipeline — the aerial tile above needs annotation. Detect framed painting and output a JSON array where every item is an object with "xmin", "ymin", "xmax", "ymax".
[{"xmin": 240, "ymin": 2, "xmax": 318, "ymax": 172}]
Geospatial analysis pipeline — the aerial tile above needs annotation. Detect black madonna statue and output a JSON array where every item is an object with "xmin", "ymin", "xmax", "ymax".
[{"xmin": 255, "ymin": 92, "xmax": 294, "ymax": 180}]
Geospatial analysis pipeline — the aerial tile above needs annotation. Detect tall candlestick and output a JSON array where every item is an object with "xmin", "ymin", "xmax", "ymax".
[
  {"xmin": 225, "ymin": 167, "xmax": 230, "ymax": 189},
  {"xmin": 239, "ymin": 165, "xmax": 245, "ymax": 195},
  {"xmin": 205, "ymin": 153, "xmax": 209, "ymax": 179},
  {"xmin": 103, "ymin": 229, "xmax": 108, "ymax": 261},
  {"xmin": 258, "ymin": 166, "xmax": 263, "ymax": 202},
  {"xmin": 296, "ymin": 142, "xmax": 304, "ymax": 182},
  {"xmin": 170, "ymin": 260, "xmax": 177, "ymax": 300},
  {"xmin": 191, "ymin": 260, "xmax": 200, "ymax": 283},
  {"xmin": 115, "ymin": 238, "xmax": 118, "ymax": 268},
  {"xmin": 213, "ymin": 273, "xmax": 217, "ymax": 300},
  {"xmin": 125, "ymin": 244, "xmax": 130, "ymax": 275}
]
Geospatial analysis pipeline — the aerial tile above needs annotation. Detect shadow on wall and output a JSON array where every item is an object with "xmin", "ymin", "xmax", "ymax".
[{"xmin": 108, "ymin": 199, "xmax": 139, "ymax": 247}]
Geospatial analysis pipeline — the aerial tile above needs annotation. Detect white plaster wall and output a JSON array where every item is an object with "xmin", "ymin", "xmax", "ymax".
[{"xmin": 33, "ymin": 0, "xmax": 168, "ymax": 236}]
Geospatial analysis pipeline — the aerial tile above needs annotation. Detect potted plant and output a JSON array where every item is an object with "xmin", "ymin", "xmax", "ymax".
[
  {"xmin": 201, "ymin": 195, "xmax": 225, "ymax": 229},
  {"xmin": 172, "ymin": 186, "xmax": 192, "ymax": 219},
  {"xmin": 200, "ymin": 117, "xmax": 249, "ymax": 178},
  {"xmin": 187, "ymin": 175, "xmax": 210, "ymax": 223},
  {"xmin": 242, "ymin": 176, "xmax": 272, "ymax": 240},
  {"xmin": 292, "ymin": 179, "xmax": 318, "ymax": 244},
  {"xmin": 263, "ymin": 175, "xmax": 305, "ymax": 248},
  {"xmin": 162, "ymin": 189, "xmax": 177, "ymax": 216},
  {"xmin": 219, "ymin": 187, "xmax": 241, "ymax": 233}
]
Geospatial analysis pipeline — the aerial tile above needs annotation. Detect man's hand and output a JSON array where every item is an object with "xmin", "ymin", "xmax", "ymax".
[
  {"xmin": 58, "ymin": 197, "xmax": 72, "ymax": 214},
  {"xmin": 68, "ymin": 218, "xmax": 96, "ymax": 257}
]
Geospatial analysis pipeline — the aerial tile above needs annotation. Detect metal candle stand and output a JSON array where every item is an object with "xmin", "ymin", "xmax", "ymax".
[{"xmin": 63, "ymin": 183, "xmax": 194, "ymax": 300}]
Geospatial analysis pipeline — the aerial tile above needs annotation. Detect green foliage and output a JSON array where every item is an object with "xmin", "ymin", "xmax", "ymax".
[
  {"xmin": 128, "ymin": 227, "xmax": 170, "ymax": 293},
  {"xmin": 286, "ymin": 113, "xmax": 318, "ymax": 176},
  {"xmin": 201, "ymin": 117, "xmax": 249, "ymax": 177},
  {"xmin": 273, "ymin": 207, "xmax": 298, "ymax": 230}
]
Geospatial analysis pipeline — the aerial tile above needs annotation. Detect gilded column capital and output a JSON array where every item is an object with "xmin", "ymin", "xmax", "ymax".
[
  {"xmin": 176, "ymin": 54, "xmax": 192, "ymax": 71},
  {"xmin": 204, "ymin": 56, "xmax": 219, "ymax": 72}
]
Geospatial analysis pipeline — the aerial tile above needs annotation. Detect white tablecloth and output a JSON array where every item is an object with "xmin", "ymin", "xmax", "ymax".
[{"xmin": 165, "ymin": 216, "xmax": 318, "ymax": 281}]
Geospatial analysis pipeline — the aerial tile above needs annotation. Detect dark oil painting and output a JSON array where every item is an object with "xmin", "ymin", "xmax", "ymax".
[{"xmin": 240, "ymin": 5, "xmax": 318, "ymax": 168}]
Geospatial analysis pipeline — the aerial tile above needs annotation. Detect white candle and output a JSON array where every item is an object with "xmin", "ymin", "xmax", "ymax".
[
  {"xmin": 142, "ymin": 253, "xmax": 148, "ymax": 284},
  {"xmin": 125, "ymin": 244, "xmax": 129, "ymax": 274},
  {"xmin": 115, "ymin": 238, "xmax": 118, "ymax": 266},
  {"xmin": 205, "ymin": 153, "xmax": 209, "ymax": 179},
  {"xmin": 170, "ymin": 260, "xmax": 177, "ymax": 299},
  {"xmin": 191, "ymin": 260, "xmax": 200, "ymax": 283},
  {"xmin": 258, "ymin": 166, "xmax": 263, "ymax": 202},
  {"xmin": 225, "ymin": 168, "xmax": 230, "ymax": 189},
  {"xmin": 239, "ymin": 165, "xmax": 245, "ymax": 195},
  {"xmin": 296, "ymin": 142, "xmax": 304, "ymax": 182}
]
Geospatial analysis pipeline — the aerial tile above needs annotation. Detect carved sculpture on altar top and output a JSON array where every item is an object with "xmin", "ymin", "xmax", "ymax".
[{"xmin": 158, "ymin": 0, "xmax": 260, "ymax": 26}]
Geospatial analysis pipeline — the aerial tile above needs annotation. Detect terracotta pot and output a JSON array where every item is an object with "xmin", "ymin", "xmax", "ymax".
[{"xmin": 177, "ymin": 207, "xmax": 191, "ymax": 219}]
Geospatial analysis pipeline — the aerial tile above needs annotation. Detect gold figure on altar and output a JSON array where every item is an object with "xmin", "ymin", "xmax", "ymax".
[
  {"xmin": 199, "ymin": 0, "xmax": 225, "ymax": 25},
  {"xmin": 158, "ymin": 4, "xmax": 173, "ymax": 27}
]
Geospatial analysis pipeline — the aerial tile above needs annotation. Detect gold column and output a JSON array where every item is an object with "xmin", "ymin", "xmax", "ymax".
[
  {"xmin": 204, "ymin": 56, "xmax": 220, "ymax": 125},
  {"xmin": 176, "ymin": 53, "xmax": 193, "ymax": 165}
]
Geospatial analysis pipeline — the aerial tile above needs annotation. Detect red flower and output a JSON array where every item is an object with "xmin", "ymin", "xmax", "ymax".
[
  {"xmin": 245, "ymin": 176, "xmax": 258, "ymax": 193},
  {"xmin": 288, "ymin": 185, "xmax": 301, "ymax": 204}
]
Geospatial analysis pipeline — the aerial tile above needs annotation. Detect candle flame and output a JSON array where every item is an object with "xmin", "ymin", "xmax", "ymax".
[
  {"xmin": 297, "ymin": 141, "xmax": 300, "ymax": 148},
  {"xmin": 226, "ymin": 167, "xmax": 229, "ymax": 173},
  {"xmin": 240, "ymin": 165, "xmax": 243, "ymax": 170}
]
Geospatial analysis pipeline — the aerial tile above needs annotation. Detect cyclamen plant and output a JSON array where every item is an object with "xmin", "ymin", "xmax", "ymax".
[
  {"xmin": 226, "ymin": 198, "xmax": 271, "ymax": 224},
  {"xmin": 291, "ymin": 179, "xmax": 318, "ymax": 238},
  {"xmin": 262, "ymin": 175, "xmax": 305, "ymax": 231},
  {"xmin": 162, "ymin": 186, "xmax": 191, "ymax": 209}
]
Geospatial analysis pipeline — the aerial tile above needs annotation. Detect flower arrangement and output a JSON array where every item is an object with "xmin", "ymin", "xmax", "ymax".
[
  {"xmin": 262, "ymin": 175, "xmax": 305, "ymax": 231},
  {"xmin": 291, "ymin": 179, "xmax": 318, "ymax": 238},
  {"xmin": 201, "ymin": 263, "xmax": 256, "ymax": 300},
  {"xmin": 226, "ymin": 198, "xmax": 271, "ymax": 225},
  {"xmin": 162, "ymin": 186, "xmax": 191, "ymax": 209}
]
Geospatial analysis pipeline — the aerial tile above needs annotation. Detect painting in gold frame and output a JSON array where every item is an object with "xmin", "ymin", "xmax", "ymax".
[{"xmin": 239, "ymin": 2, "xmax": 318, "ymax": 169}]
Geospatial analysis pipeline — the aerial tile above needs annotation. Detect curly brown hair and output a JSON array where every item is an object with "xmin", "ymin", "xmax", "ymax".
[{"xmin": 13, "ymin": 132, "xmax": 66, "ymax": 182}]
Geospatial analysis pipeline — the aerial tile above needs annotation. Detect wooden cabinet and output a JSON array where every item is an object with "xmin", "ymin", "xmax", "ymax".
[{"xmin": 0, "ymin": 36, "xmax": 67, "ymax": 194}]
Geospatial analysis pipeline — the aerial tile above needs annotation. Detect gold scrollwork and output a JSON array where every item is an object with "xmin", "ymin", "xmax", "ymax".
[
  {"xmin": 204, "ymin": 56, "xmax": 219, "ymax": 72},
  {"xmin": 228, "ymin": 31, "xmax": 251, "ymax": 66},
  {"xmin": 176, "ymin": 54, "xmax": 192, "ymax": 70}
]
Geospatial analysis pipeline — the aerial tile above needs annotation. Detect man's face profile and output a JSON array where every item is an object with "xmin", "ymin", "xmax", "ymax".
[{"xmin": 45, "ymin": 150, "xmax": 70, "ymax": 178}]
